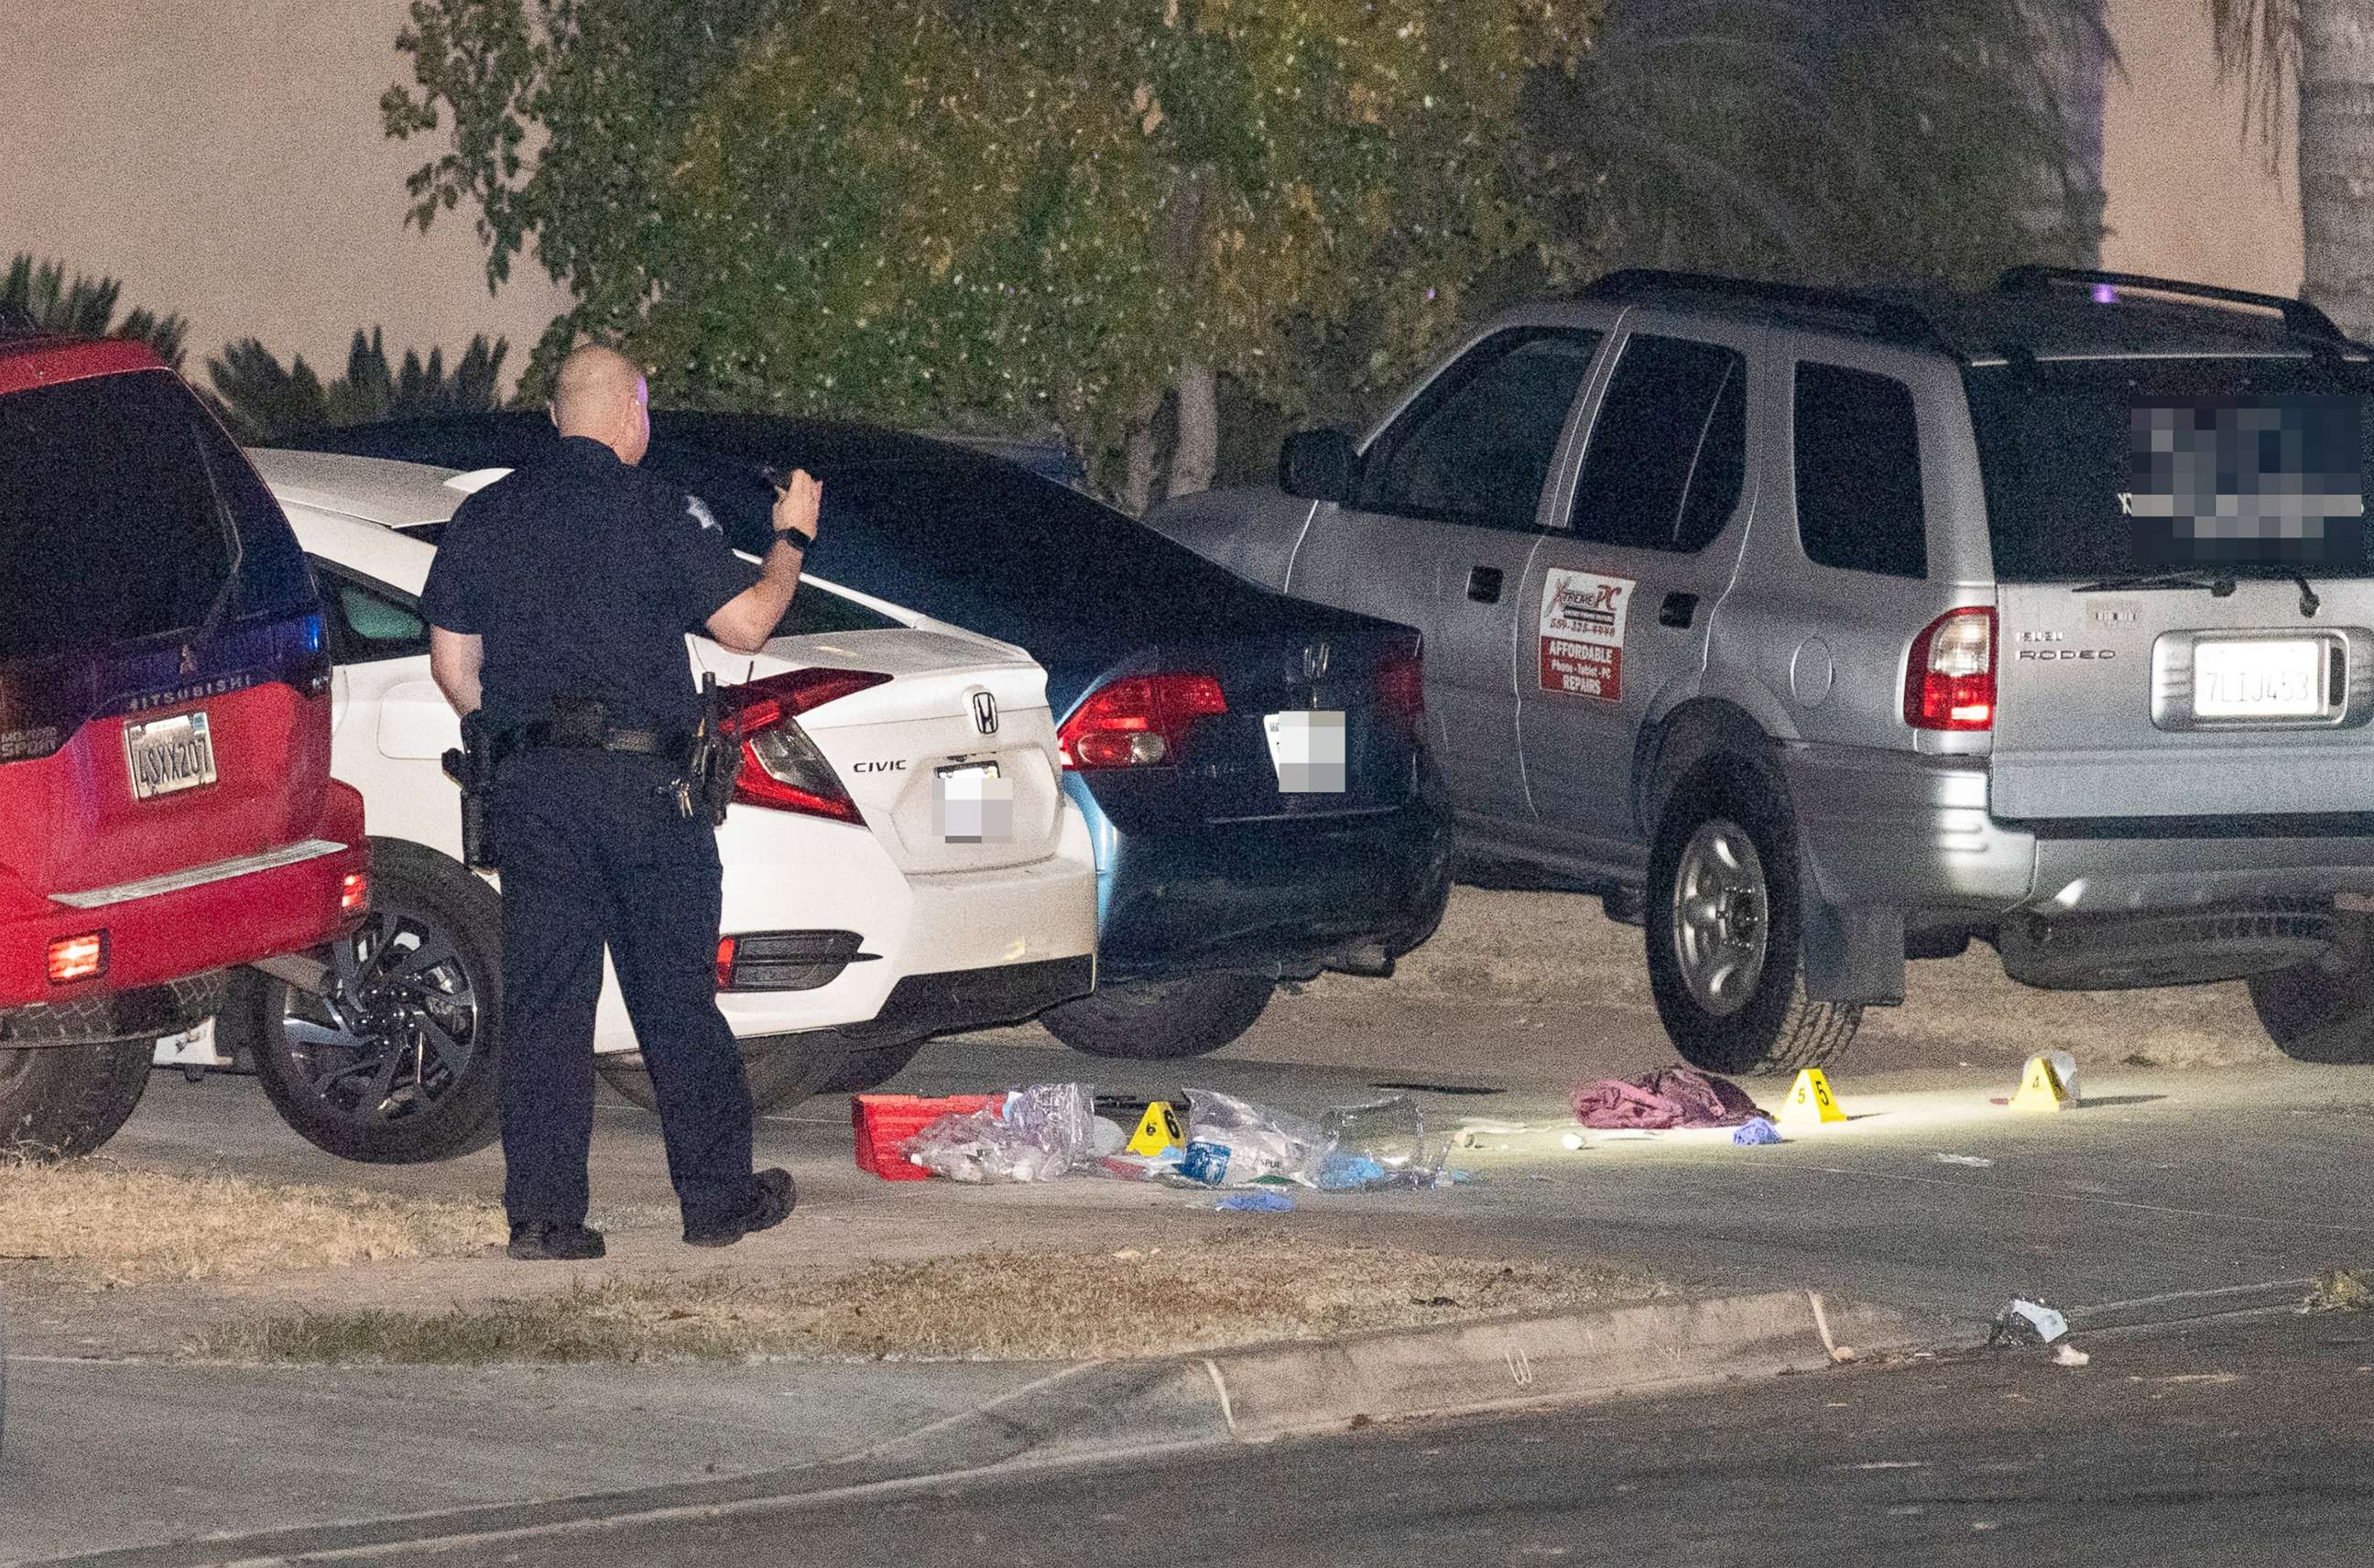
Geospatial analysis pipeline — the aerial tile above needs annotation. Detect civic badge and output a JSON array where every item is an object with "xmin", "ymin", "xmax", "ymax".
[
  {"xmin": 1302, "ymin": 643, "xmax": 1332, "ymax": 682},
  {"xmin": 971, "ymin": 691, "xmax": 999, "ymax": 735}
]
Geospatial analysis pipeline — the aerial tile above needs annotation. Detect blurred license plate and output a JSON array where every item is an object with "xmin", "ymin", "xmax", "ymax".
[
  {"xmin": 935, "ymin": 760, "xmax": 1011, "ymax": 843},
  {"xmin": 2194, "ymin": 639, "xmax": 2327, "ymax": 718},
  {"xmin": 1263, "ymin": 709, "xmax": 1345, "ymax": 793},
  {"xmin": 125, "ymin": 710, "xmax": 218, "ymax": 800}
]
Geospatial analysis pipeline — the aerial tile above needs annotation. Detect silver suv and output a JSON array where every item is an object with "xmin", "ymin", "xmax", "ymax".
[{"xmin": 1151, "ymin": 267, "xmax": 2374, "ymax": 1073}]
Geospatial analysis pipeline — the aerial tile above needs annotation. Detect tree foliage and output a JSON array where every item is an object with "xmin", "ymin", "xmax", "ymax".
[
  {"xmin": 205, "ymin": 328, "xmax": 509, "ymax": 444},
  {"xmin": 2203, "ymin": 0, "xmax": 2298, "ymax": 164},
  {"xmin": 1527, "ymin": 0, "xmax": 2109, "ymax": 289},
  {"xmin": 3, "ymin": 254, "xmax": 190, "ymax": 370}
]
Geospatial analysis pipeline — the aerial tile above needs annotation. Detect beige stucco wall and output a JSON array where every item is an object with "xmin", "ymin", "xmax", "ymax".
[
  {"xmin": 2101, "ymin": 0, "xmax": 2303, "ymax": 296},
  {"xmin": 0, "ymin": 0, "xmax": 568, "ymax": 388}
]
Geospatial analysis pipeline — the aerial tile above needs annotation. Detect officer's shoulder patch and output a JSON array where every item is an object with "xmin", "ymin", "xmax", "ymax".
[{"xmin": 684, "ymin": 493, "xmax": 723, "ymax": 535}]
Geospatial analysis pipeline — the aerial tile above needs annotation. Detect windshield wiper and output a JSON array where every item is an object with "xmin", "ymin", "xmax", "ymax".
[{"xmin": 2070, "ymin": 570, "xmax": 2237, "ymax": 597}]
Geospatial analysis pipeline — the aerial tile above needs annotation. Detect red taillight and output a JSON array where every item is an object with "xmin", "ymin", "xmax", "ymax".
[
  {"xmin": 725, "ymin": 668, "xmax": 890, "ymax": 823},
  {"xmin": 1058, "ymin": 674, "xmax": 1227, "ymax": 770},
  {"xmin": 1375, "ymin": 651, "xmax": 1424, "ymax": 735},
  {"xmin": 339, "ymin": 872, "xmax": 370, "ymax": 916},
  {"xmin": 48, "ymin": 931, "xmax": 106, "ymax": 985},
  {"xmin": 716, "ymin": 936, "xmax": 737, "ymax": 990},
  {"xmin": 1906, "ymin": 606, "xmax": 1996, "ymax": 732}
]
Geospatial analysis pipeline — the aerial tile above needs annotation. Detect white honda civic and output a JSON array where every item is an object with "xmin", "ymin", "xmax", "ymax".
[{"xmin": 208, "ymin": 450, "xmax": 1097, "ymax": 1163}]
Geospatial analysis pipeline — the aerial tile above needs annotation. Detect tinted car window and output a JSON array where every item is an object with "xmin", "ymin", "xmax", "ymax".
[
  {"xmin": 1359, "ymin": 330, "xmax": 1603, "ymax": 530},
  {"xmin": 1794, "ymin": 363, "xmax": 1927, "ymax": 579},
  {"xmin": 0, "ymin": 370, "xmax": 240, "ymax": 660},
  {"xmin": 1966, "ymin": 356, "xmax": 2374, "ymax": 581},
  {"xmin": 1570, "ymin": 335, "xmax": 1749, "ymax": 552},
  {"xmin": 316, "ymin": 567, "xmax": 429, "ymax": 663}
]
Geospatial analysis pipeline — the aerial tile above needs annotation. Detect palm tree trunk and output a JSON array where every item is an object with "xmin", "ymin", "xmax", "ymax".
[{"xmin": 2299, "ymin": 2, "xmax": 2374, "ymax": 337}]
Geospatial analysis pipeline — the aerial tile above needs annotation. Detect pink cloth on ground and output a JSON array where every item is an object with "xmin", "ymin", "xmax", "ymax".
[{"xmin": 1568, "ymin": 1066, "xmax": 1770, "ymax": 1130}]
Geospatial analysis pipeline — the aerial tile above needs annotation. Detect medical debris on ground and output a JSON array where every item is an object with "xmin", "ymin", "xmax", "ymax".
[{"xmin": 855, "ymin": 1084, "xmax": 1470, "ymax": 1195}]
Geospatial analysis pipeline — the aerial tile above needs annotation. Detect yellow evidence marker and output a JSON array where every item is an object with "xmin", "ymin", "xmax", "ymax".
[
  {"xmin": 1127, "ymin": 1100, "xmax": 1185, "ymax": 1155},
  {"xmin": 2009, "ymin": 1053, "xmax": 2073, "ymax": 1114},
  {"xmin": 1778, "ymin": 1067, "xmax": 1846, "ymax": 1126}
]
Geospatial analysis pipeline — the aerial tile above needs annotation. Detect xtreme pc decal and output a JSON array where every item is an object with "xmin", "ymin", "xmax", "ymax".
[{"xmin": 1539, "ymin": 569, "xmax": 1633, "ymax": 702}]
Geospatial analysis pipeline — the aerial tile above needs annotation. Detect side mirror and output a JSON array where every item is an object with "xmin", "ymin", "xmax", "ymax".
[{"xmin": 1279, "ymin": 429, "xmax": 1359, "ymax": 505}]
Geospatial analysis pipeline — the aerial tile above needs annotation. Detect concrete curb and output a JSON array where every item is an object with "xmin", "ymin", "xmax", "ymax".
[{"xmin": 26, "ymin": 1291, "xmax": 1928, "ymax": 1567}]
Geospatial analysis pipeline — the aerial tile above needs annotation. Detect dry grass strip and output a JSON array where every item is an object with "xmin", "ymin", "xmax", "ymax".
[
  {"xmin": 189, "ymin": 1235, "xmax": 1668, "ymax": 1364},
  {"xmin": 0, "ymin": 1158, "xmax": 504, "ymax": 1284}
]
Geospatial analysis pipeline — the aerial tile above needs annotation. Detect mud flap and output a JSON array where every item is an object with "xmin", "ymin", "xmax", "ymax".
[{"xmin": 1801, "ymin": 894, "xmax": 1905, "ymax": 1006}]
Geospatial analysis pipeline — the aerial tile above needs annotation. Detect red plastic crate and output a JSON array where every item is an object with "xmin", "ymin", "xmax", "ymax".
[{"xmin": 852, "ymin": 1092, "xmax": 1005, "ymax": 1181}]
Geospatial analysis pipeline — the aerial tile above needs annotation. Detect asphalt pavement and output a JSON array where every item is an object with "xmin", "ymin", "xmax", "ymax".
[{"xmin": 365, "ymin": 1309, "xmax": 2374, "ymax": 1568}]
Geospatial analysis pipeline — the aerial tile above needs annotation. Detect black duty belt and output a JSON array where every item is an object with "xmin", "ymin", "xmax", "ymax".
[{"xmin": 492, "ymin": 724, "xmax": 691, "ymax": 768}]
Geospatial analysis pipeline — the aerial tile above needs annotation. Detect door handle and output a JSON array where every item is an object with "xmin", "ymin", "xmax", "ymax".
[
  {"xmin": 1466, "ymin": 566, "xmax": 1503, "ymax": 604},
  {"xmin": 1659, "ymin": 592, "xmax": 1699, "ymax": 628}
]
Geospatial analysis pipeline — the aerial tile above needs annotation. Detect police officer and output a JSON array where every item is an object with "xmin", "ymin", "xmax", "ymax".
[{"xmin": 422, "ymin": 343, "xmax": 822, "ymax": 1260}]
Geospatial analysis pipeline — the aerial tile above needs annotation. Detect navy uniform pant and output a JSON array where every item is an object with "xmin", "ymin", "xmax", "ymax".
[{"xmin": 491, "ymin": 748, "xmax": 756, "ymax": 1235}]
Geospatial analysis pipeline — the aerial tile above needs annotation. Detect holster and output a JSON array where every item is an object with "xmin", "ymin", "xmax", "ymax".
[
  {"xmin": 441, "ymin": 711, "xmax": 500, "ymax": 870},
  {"xmin": 687, "ymin": 672, "xmax": 743, "ymax": 827}
]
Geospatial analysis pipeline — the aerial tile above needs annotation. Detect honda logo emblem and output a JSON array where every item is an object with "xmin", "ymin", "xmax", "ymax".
[
  {"xmin": 971, "ymin": 691, "xmax": 999, "ymax": 735},
  {"xmin": 1302, "ymin": 643, "xmax": 1331, "ymax": 682}
]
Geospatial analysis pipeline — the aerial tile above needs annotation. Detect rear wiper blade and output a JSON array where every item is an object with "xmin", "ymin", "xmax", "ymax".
[{"xmin": 2070, "ymin": 570, "xmax": 2237, "ymax": 597}]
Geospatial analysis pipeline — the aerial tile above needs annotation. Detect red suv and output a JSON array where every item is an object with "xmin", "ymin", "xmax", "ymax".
[{"xmin": 0, "ymin": 319, "xmax": 369, "ymax": 1158}]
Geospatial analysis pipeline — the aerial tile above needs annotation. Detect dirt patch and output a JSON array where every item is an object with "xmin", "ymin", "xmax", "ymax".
[
  {"xmin": 1320, "ymin": 888, "xmax": 2281, "ymax": 1070},
  {"xmin": 184, "ymin": 1235, "xmax": 1668, "ymax": 1364},
  {"xmin": 0, "ymin": 1158, "xmax": 504, "ymax": 1284}
]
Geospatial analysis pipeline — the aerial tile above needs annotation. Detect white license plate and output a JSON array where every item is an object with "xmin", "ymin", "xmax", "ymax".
[
  {"xmin": 2194, "ymin": 639, "xmax": 2328, "ymax": 718},
  {"xmin": 1263, "ymin": 709, "xmax": 1346, "ymax": 793},
  {"xmin": 935, "ymin": 760, "xmax": 1012, "ymax": 843},
  {"xmin": 124, "ymin": 710, "xmax": 219, "ymax": 800}
]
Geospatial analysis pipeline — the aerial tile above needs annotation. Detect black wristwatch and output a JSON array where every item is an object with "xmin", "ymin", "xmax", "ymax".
[{"xmin": 772, "ymin": 523, "xmax": 814, "ymax": 551}]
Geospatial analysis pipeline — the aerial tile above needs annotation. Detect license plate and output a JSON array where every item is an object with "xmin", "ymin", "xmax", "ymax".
[
  {"xmin": 2194, "ymin": 639, "xmax": 2328, "ymax": 719},
  {"xmin": 1263, "ymin": 709, "xmax": 1346, "ymax": 793},
  {"xmin": 124, "ymin": 710, "xmax": 219, "ymax": 800},
  {"xmin": 934, "ymin": 760, "xmax": 1011, "ymax": 843}
]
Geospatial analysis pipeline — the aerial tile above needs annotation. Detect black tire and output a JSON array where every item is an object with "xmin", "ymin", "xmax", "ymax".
[
  {"xmin": 596, "ymin": 1031, "xmax": 847, "ymax": 1116},
  {"xmin": 0, "ymin": 1038, "xmax": 154, "ymax": 1160},
  {"xmin": 1039, "ymin": 974, "xmax": 1276, "ymax": 1061},
  {"xmin": 1645, "ymin": 764, "xmax": 1861, "ymax": 1076},
  {"xmin": 2249, "ymin": 911, "xmax": 2374, "ymax": 1063},
  {"xmin": 237, "ymin": 837, "xmax": 503, "ymax": 1163}
]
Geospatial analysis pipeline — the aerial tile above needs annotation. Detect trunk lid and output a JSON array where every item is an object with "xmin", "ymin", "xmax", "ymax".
[
  {"xmin": 694, "ymin": 627, "xmax": 1062, "ymax": 876},
  {"xmin": 1967, "ymin": 354, "xmax": 2374, "ymax": 822}
]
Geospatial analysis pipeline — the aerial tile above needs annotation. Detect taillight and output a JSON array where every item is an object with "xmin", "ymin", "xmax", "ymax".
[
  {"xmin": 48, "ymin": 931, "xmax": 106, "ymax": 985},
  {"xmin": 1058, "ymin": 674, "xmax": 1227, "ymax": 770},
  {"xmin": 339, "ymin": 872, "xmax": 370, "ymax": 916},
  {"xmin": 716, "ymin": 936, "xmax": 737, "ymax": 990},
  {"xmin": 1375, "ymin": 651, "xmax": 1424, "ymax": 736},
  {"xmin": 724, "ymin": 668, "xmax": 891, "ymax": 823},
  {"xmin": 1906, "ymin": 606, "xmax": 1996, "ymax": 732}
]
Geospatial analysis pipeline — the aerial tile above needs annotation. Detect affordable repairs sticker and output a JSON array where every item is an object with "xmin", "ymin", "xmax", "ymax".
[{"xmin": 1539, "ymin": 569, "xmax": 1633, "ymax": 702}]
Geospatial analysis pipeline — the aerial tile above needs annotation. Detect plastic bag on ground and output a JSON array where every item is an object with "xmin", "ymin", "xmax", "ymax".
[
  {"xmin": 899, "ymin": 1082, "xmax": 1096, "ymax": 1182},
  {"xmin": 1988, "ymin": 1297, "xmax": 2071, "ymax": 1346},
  {"xmin": 1320, "ymin": 1094, "xmax": 1426, "ymax": 1171},
  {"xmin": 1175, "ymin": 1089, "xmax": 1331, "ymax": 1188},
  {"xmin": 1731, "ymin": 1116, "xmax": 1782, "ymax": 1147}
]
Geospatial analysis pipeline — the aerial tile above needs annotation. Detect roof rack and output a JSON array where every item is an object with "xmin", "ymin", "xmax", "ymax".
[
  {"xmin": 1575, "ymin": 268, "xmax": 1958, "ymax": 355},
  {"xmin": 1997, "ymin": 266, "xmax": 2348, "ymax": 343}
]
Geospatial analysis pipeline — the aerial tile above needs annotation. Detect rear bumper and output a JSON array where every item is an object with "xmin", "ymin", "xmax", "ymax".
[
  {"xmin": 833, "ymin": 955, "xmax": 1095, "ymax": 1044},
  {"xmin": 1787, "ymin": 744, "xmax": 2374, "ymax": 920},
  {"xmin": 0, "ymin": 783, "xmax": 368, "ymax": 1011},
  {"xmin": 0, "ymin": 970, "xmax": 228, "ymax": 1048},
  {"xmin": 1091, "ymin": 773, "xmax": 1455, "ymax": 982}
]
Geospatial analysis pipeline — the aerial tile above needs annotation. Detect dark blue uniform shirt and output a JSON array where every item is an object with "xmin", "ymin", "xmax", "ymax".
[{"xmin": 420, "ymin": 436, "xmax": 759, "ymax": 736}]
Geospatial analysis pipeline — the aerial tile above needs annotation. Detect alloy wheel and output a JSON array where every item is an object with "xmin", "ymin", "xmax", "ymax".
[
  {"xmin": 275, "ymin": 902, "xmax": 484, "ymax": 1130},
  {"xmin": 1670, "ymin": 818, "xmax": 1770, "ymax": 1018}
]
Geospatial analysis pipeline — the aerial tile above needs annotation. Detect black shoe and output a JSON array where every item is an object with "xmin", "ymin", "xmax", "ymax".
[
  {"xmin": 507, "ymin": 1220, "xmax": 606, "ymax": 1261},
  {"xmin": 684, "ymin": 1168, "xmax": 796, "ymax": 1248}
]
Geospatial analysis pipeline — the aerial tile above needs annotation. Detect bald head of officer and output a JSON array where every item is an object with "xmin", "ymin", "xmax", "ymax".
[{"xmin": 549, "ymin": 343, "xmax": 652, "ymax": 467}]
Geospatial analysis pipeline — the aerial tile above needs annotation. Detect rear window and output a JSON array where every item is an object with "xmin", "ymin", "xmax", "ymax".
[
  {"xmin": 1966, "ymin": 356, "xmax": 2374, "ymax": 581},
  {"xmin": 0, "ymin": 370, "xmax": 249, "ymax": 660}
]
